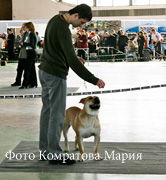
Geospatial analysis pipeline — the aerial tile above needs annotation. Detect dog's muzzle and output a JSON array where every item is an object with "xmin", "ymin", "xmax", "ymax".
[{"xmin": 89, "ymin": 97, "xmax": 100, "ymax": 110}]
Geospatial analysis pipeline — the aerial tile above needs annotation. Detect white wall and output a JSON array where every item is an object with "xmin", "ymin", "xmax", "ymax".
[{"xmin": 12, "ymin": 0, "xmax": 74, "ymax": 20}]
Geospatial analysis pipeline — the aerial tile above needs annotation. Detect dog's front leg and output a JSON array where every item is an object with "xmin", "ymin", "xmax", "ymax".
[
  {"xmin": 75, "ymin": 136, "xmax": 79, "ymax": 151},
  {"xmin": 76, "ymin": 134, "xmax": 84, "ymax": 161},
  {"xmin": 94, "ymin": 134, "xmax": 102, "ymax": 160}
]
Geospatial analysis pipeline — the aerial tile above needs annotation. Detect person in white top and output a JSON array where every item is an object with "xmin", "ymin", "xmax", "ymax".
[{"xmin": 151, "ymin": 28, "xmax": 161, "ymax": 55}]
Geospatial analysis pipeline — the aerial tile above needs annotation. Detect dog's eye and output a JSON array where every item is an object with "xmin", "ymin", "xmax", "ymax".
[{"xmin": 89, "ymin": 97, "xmax": 93, "ymax": 100}]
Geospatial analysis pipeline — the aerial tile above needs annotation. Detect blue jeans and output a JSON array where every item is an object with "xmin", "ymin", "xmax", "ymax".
[{"xmin": 39, "ymin": 69, "xmax": 66, "ymax": 155}]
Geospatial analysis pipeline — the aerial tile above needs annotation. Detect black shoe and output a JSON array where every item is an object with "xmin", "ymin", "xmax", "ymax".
[
  {"xmin": 19, "ymin": 86, "xmax": 27, "ymax": 89},
  {"xmin": 11, "ymin": 82, "xmax": 21, "ymax": 86},
  {"xmin": 49, "ymin": 157, "xmax": 76, "ymax": 165}
]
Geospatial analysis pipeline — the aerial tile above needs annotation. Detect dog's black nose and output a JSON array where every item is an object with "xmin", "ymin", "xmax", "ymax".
[{"xmin": 94, "ymin": 97, "xmax": 100, "ymax": 104}]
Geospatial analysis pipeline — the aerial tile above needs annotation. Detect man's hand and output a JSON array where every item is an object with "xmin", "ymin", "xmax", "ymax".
[{"xmin": 97, "ymin": 79, "xmax": 105, "ymax": 88}]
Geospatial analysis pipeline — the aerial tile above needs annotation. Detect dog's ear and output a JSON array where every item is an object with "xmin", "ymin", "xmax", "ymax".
[{"xmin": 79, "ymin": 98, "xmax": 86, "ymax": 104}]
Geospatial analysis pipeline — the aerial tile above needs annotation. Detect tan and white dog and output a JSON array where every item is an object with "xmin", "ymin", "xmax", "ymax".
[{"xmin": 63, "ymin": 96, "xmax": 102, "ymax": 161}]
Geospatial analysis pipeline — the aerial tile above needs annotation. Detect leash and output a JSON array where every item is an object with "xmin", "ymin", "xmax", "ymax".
[{"xmin": 0, "ymin": 84, "xmax": 166, "ymax": 99}]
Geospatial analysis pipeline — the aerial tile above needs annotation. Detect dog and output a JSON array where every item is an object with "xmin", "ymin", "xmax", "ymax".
[{"xmin": 63, "ymin": 96, "xmax": 102, "ymax": 161}]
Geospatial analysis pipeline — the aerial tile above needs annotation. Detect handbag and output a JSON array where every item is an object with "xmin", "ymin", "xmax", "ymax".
[{"xmin": 18, "ymin": 47, "xmax": 27, "ymax": 59}]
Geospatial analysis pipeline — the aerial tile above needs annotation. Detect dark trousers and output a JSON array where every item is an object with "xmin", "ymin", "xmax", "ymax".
[
  {"xmin": 153, "ymin": 41, "xmax": 161, "ymax": 55},
  {"xmin": 8, "ymin": 46, "xmax": 15, "ymax": 60},
  {"xmin": 119, "ymin": 46, "xmax": 125, "ymax": 53},
  {"xmin": 138, "ymin": 46, "xmax": 144, "ymax": 59},
  {"xmin": 15, "ymin": 59, "xmax": 26, "ymax": 84},
  {"xmin": 78, "ymin": 50, "xmax": 86, "ymax": 59},
  {"xmin": 22, "ymin": 50, "xmax": 37, "ymax": 87}
]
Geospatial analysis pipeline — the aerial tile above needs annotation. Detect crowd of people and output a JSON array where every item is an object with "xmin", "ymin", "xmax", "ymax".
[
  {"xmin": 73, "ymin": 27, "xmax": 165, "ymax": 61},
  {"xmin": 0, "ymin": 20, "xmax": 165, "ymax": 90}
]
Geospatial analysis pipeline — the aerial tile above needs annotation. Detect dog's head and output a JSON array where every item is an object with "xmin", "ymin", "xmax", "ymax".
[{"xmin": 79, "ymin": 96, "xmax": 100, "ymax": 116}]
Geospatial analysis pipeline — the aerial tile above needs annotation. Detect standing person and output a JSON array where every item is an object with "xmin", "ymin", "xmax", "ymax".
[
  {"xmin": 137, "ymin": 31, "xmax": 145, "ymax": 60},
  {"xmin": 95, "ymin": 29, "xmax": 100, "ymax": 46},
  {"xmin": 118, "ymin": 31, "xmax": 128, "ymax": 53},
  {"xmin": 36, "ymin": 32, "xmax": 41, "ymax": 43},
  {"xmin": 38, "ymin": 4, "xmax": 105, "ymax": 165},
  {"xmin": 76, "ymin": 29, "xmax": 88, "ymax": 59},
  {"xmin": 7, "ymin": 29, "xmax": 15, "ymax": 61},
  {"xmin": 151, "ymin": 28, "xmax": 162, "ymax": 56},
  {"xmin": 144, "ymin": 32, "xmax": 149, "ymax": 49},
  {"xmin": 100, "ymin": 31, "xmax": 110, "ymax": 47},
  {"xmin": 11, "ymin": 23, "xmax": 28, "ymax": 86},
  {"xmin": 108, "ymin": 31, "xmax": 116, "ymax": 55},
  {"xmin": 111, "ymin": 29, "xmax": 118, "ymax": 54},
  {"xmin": 19, "ymin": 22, "xmax": 37, "ymax": 89}
]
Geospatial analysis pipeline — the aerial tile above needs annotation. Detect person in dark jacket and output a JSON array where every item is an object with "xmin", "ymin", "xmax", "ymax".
[
  {"xmin": 137, "ymin": 31, "xmax": 145, "ymax": 60},
  {"xmin": 19, "ymin": 22, "xmax": 37, "ymax": 89},
  {"xmin": 7, "ymin": 29, "xmax": 15, "ymax": 60},
  {"xmin": 100, "ymin": 31, "xmax": 109, "ymax": 47},
  {"xmin": 108, "ymin": 31, "xmax": 116, "ymax": 55},
  {"xmin": 118, "ymin": 31, "xmax": 128, "ymax": 53},
  {"xmin": 38, "ymin": 4, "xmax": 105, "ymax": 165},
  {"xmin": 11, "ymin": 23, "xmax": 28, "ymax": 86}
]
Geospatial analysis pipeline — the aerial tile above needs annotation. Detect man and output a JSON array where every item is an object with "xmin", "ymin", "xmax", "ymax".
[
  {"xmin": 118, "ymin": 31, "xmax": 128, "ymax": 53},
  {"xmin": 7, "ymin": 29, "xmax": 15, "ymax": 60},
  {"xmin": 151, "ymin": 28, "xmax": 161, "ymax": 57},
  {"xmin": 38, "ymin": 4, "xmax": 105, "ymax": 165}
]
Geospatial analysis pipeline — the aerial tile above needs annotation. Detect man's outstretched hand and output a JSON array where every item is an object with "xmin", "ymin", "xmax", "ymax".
[{"xmin": 97, "ymin": 79, "xmax": 105, "ymax": 88}]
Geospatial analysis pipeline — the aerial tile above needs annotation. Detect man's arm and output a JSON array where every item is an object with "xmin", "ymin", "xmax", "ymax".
[{"xmin": 58, "ymin": 28, "xmax": 100, "ymax": 86}]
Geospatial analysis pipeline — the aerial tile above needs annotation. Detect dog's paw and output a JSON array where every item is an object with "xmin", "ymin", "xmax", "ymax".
[
  {"xmin": 78, "ymin": 158, "xmax": 84, "ymax": 162},
  {"xmin": 78, "ymin": 154, "xmax": 86, "ymax": 162},
  {"xmin": 94, "ymin": 153, "xmax": 103, "ymax": 161}
]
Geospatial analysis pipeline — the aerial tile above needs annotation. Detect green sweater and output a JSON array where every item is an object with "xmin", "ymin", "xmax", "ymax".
[{"xmin": 38, "ymin": 14, "xmax": 99, "ymax": 85}]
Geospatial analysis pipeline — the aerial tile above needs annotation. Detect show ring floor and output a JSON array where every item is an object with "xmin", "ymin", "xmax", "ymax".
[
  {"xmin": 0, "ymin": 61, "xmax": 166, "ymax": 179},
  {"xmin": 1, "ymin": 141, "xmax": 166, "ymax": 174}
]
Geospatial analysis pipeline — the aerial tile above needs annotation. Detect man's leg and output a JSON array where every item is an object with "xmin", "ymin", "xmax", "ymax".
[
  {"xmin": 39, "ymin": 69, "xmax": 50, "ymax": 156},
  {"xmin": 39, "ymin": 70, "xmax": 66, "ymax": 156}
]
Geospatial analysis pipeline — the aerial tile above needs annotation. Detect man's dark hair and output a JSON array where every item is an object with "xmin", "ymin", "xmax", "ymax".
[{"xmin": 68, "ymin": 4, "xmax": 92, "ymax": 21}]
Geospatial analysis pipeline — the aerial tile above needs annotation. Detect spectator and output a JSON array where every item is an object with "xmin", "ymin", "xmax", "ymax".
[
  {"xmin": 95, "ymin": 29, "xmax": 100, "ymax": 46},
  {"xmin": 7, "ymin": 29, "xmax": 15, "ymax": 60},
  {"xmin": 88, "ymin": 32, "xmax": 98, "ymax": 53},
  {"xmin": 151, "ymin": 28, "xmax": 161, "ymax": 56},
  {"xmin": 137, "ymin": 31, "xmax": 145, "ymax": 60},
  {"xmin": 108, "ymin": 30, "xmax": 116, "ymax": 54},
  {"xmin": 15, "ymin": 29, "xmax": 23, "ymax": 50},
  {"xmin": 100, "ymin": 31, "xmax": 109, "ymax": 47},
  {"xmin": 38, "ymin": 4, "xmax": 105, "ymax": 165},
  {"xmin": 111, "ymin": 29, "xmax": 118, "ymax": 48},
  {"xmin": 144, "ymin": 32, "xmax": 149, "ymax": 48},
  {"xmin": 118, "ymin": 31, "xmax": 128, "ymax": 53},
  {"xmin": 19, "ymin": 22, "xmax": 37, "ymax": 89},
  {"xmin": 131, "ymin": 34, "xmax": 138, "ymax": 58},
  {"xmin": 76, "ymin": 29, "xmax": 88, "ymax": 59},
  {"xmin": 74, "ymin": 32, "xmax": 80, "ymax": 48},
  {"xmin": 11, "ymin": 23, "xmax": 28, "ymax": 87},
  {"xmin": 36, "ymin": 32, "xmax": 41, "ymax": 43}
]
